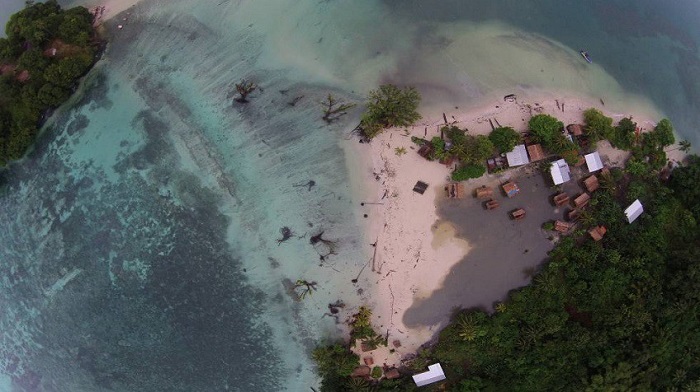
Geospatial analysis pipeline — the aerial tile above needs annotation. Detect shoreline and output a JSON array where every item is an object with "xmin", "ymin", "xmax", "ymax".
[{"xmin": 345, "ymin": 89, "xmax": 689, "ymax": 366}]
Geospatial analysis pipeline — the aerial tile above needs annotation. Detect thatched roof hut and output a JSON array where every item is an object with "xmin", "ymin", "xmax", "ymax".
[
  {"xmin": 475, "ymin": 186, "xmax": 493, "ymax": 199},
  {"xmin": 554, "ymin": 220, "xmax": 574, "ymax": 233},
  {"xmin": 583, "ymin": 175, "xmax": 600, "ymax": 192},
  {"xmin": 553, "ymin": 192, "xmax": 570, "ymax": 206},
  {"xmin": 588, "ymin": 226, "xmax": 607, "ymax": 241},
  {"xmin": 574, "ymin": 193, "xmax": 591, "ymax": 208},
  {"xmin": 567, "ymin": 124, "xmax": 584, "ymax": 136},
  {"xmin": 527, "ymin": 143, "xmax": 545, "ymax": 162}
]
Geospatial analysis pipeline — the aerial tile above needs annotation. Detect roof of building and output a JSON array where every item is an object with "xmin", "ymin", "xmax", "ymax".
[
  {"xmin": 502, "ymin": 182, "xmax": 520, "ymax": 197},
  {"xmin": 585, "ymin": 151, "xmax": 604, "ymax": 172},
  {"xmin": 625, "ymin": 199, "xmax": 644, "ymax": 223},
  {"xmin": 554, "ymin": 220, "xmax": 574, "ymax": 233},
  {"xmin": 506, "ymin": 144, "xmax": 530, "ymax": 167},
  {"xmin": 583, "ymin": 175, "xmax": 600, "ymax": 192},
  {"xmin": 567, "ymin": 124, "xmax": 584, "ymax": 136},
  {"xmin": 550, "ymin": 159, "xmax": 571, "ymax": 185},
  {"xmin": 527, "ymin": 144, "xmax": 545, "ymax": 161},
  {"xmin": 413, "ymin": 181, "xmax": 429, "ymax": 195},
  {"xmin": 588, "ymin": 225, "xmax": 607, "ymax": 241},
  {"xmin": 413, "ymin": 363, "xmax": 446, "ymax": 387}
]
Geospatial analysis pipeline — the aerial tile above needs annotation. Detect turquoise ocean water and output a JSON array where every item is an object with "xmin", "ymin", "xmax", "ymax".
[{"xmin": 1, "ymin": 0, "xmax": 700, "ymax": 390}]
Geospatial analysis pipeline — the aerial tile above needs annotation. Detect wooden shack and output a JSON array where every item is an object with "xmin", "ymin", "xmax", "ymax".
[
  {"xmin": 554, "ymin": 220, "xmax": 574, "ymax": 233},
  {"xmin": 527, "ymin": 143, "xmax": 545, "ymax": 162},
  {"xmin": 568, "ymin": 209, "xmax": 582, "ymax": 221},
  {"xmin": 567, "ymin": 124, "xmax": 584, "ymax": 136},
  {"xmin": 588, "ymin": 225, "xmax": 607, "ymax": 241},
  {"xmin": 574, "ymin": 193, "xmax": 591, "ymax": 208},
  {"xmin": 583, "ymin": 175, "xmax": 599, "ymax": 192},
  {"xmin": 445, "ymin": 183, "xmax": 464, "ymax": 199},
  {"xmin": 553, "ymin": 192, "xmax": 570, "ymax": 206},
  {"xmin": 485, "ymin": 199, "xmax": 500, "ymax": 210},
  {"xmin": 417, "ymin": 144, "xmax": 433, "ymax": 159},
  {"xmin": 510, "ymin": 208, "xmax": 526, "ymax": 220},
  {"xmin": 475, "ymin": 186, "xmax": 493, "ymax": 199},
  {"xmin": 502, "ymin": 181, "xmax": 520, "ymax": 198}
]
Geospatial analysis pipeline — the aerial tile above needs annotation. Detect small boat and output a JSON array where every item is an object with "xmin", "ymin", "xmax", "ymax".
[{"xmin": 580, "ymin": 50, "xmax": 592, "ymax": 63}]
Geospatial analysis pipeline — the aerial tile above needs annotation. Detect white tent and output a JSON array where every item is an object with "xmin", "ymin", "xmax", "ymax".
[
  {"xmin": 550, "ymin": 159, "xmax": 571, "ymax": 185},
  {"xmin": 412, "ymin": 363, "xmax": 446, "ymax": 387},
  {"xmin": 625, "ymin": 199, "xmax": 644, "ymax": 223},
  {"xmin": 506, "ymin": 144, "xmax": 529, "ymax": 167},
  {"xmin": 585, "ymin": 151, "xmax": 604, "ymax": 172}
]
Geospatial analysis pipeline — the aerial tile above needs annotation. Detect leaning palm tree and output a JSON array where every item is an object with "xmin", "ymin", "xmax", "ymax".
[{"xmin": 679, "ymin": 139, "xmax": 692, "ymax": 153}]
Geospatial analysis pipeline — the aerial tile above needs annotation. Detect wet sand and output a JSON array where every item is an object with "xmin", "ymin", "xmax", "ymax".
[{"xmin": 403, "ymin": 167, "xmax": 569, "ymax": 328}]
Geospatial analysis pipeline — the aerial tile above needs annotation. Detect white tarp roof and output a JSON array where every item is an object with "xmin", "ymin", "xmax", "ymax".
[
  {"xmin": 585, "ymin": 151, "xmax": 604, "ymax": 172},
  {"xmin": 550, "ymin": 159, "xmax": 571, "ymax": 185},
  {"xmin": 506, "ymin": 144, "xmax": 529, "ymax": 167},
  {"xmin": 413, "ymin": 363, "xmax": 446, "ymax": 387},
  {"xmin": 625, "ymin": 199, "xmax": 644, "ymax": 223}
]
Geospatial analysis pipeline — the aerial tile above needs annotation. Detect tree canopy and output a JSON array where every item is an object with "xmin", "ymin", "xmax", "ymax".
[
  {"xmin": 488, "ymin": 126, "xmax": 520, "ymax": 153},
  {"xmin": 0, "ymin": 0, "xmax": 97, "ymax": 165},
  {"xmin": 360, "ymin": 84, "xmax": 421, "ymax": 139},
  {"xmin": 583, "ymin": 108, "xmax": 614, "ymax": 144}
]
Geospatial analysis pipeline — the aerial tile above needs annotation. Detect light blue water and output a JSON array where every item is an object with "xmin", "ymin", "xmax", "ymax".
[{"xmin": 2, "ymin": 0, "xmax": 700, "ymax": 390}]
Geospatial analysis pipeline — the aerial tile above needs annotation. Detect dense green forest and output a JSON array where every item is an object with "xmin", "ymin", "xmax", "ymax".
[
  {"xmin": 315, "ymin": 106, "xmax": 700, "ymax": 390},
  {"xmin": 0, "ymin": 0, "xmax": 97, "ymax": 165},
  {"xmin": 314, "ymin": 154, "xmax": 700, "ymax": 391}
]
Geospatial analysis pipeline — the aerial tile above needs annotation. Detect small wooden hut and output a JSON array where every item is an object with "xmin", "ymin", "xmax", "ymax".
[
  {"xmin": 445, "ymin": 183, "xmax": 464, "ymax": 199},
  {"xmin": 475, "ymin": 186, "xmax": 493, "ymax": 199},
  {"xmin": 417, "ymin": 144, "xmax": 433, "ymax": 159},
  {"xmin": 510, "ymin": 208, "xmax": 526, "ymax": 220},
  {"xmin": 588, "ymin": 225, "xmax": 607, "ymax": 241},
  {"xmin": 385, "ymin": 368, "xmax": 401, "ymax": 380},
  {"xmin": 485, "ymin": 199, "xmax": 500, "ymax": 210},
  {"xmin": 554, "ymin": 220, "xmax": 574, "ymax": 233},
  {"xmin": 413, "ymin": 181, "xmax": 429, "ymax": 195},
  {"xmin": 583, "ymin": 175, "xmax": 600, "ymax": 192},
  {"xmin": 568, "ymin": 209, "xmax": 582, "ymax": 221},
  {"xmin": 502, "ymin": 181, "xmax": 520, "ymax": 198},
  {"xmin": 567, "ymin": 124, "xmax": 584, "ymax": 136},
  {"xmin": 574, "ymin": 193, "xmax": 591, "ymax": 208},
  {"xmin": 553, "ymin": 192, "xmax": 570, "ymax": 206},
  {"xmin": 527, "ymin": 143, "xmax": 545, "ymax": 162}
]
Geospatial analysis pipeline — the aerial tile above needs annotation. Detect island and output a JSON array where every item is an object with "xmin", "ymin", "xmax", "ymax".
[
  {"xmin": 313, "ymin": 86, "xmax": 700, "ymax": 391},
  {"xmin": 0, "ymin": 0, "xmax": 99, "ymax": 166}
]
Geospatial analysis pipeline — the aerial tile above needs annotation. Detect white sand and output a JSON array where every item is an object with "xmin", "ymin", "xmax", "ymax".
[{"xmin": 346, "ymin": 89, "xmax": 685, "ymax": 367}]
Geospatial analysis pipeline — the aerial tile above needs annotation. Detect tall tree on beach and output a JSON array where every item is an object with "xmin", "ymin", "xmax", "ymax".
[
  {"xmin": 360, "ymin": 84, "xmax": 421, "ymax": 139},
  {"xmin": 678, "ymin": 139, "xmax": 692, "ymax": 153},
  {"xmin": 489, "ymin": 126, "xmax": 521, "ymax": 153}
]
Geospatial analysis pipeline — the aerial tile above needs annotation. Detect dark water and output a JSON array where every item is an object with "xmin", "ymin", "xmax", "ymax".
[{"xmin": 387, "ymin": 0, "xmax": 700, "ymax": 147}]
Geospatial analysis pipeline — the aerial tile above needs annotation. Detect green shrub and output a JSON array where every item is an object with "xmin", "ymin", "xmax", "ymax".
[
  {"xmin": 360, "ymin": 84, "xmax": 421, "ymax": 139},
  {"xmin": 583, "ymin": 108, "xmax": 614, "ymax": 143},
  {"xmin": 489, "ymin": 126, "xmax": 521, "ymax": 153},
  {"xmin": 371, "ymin": 366, "xmax": 383, "ymax": 379},
  {"xmin": 542, "ymin": 221, "xmax": 554, "ymax": 231},
  {"xmin": 452, "ymin": 164, "xmax": 486, "ymax": 181},
  {"xmin": 610, "ymin": 117, "xmax": 636, "ymax": 150}
]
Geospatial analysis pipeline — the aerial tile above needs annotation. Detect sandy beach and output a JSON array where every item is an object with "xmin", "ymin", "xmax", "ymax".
[{"xmin": 346, "ymin": 88, "xmax": 687, "ymax": 367}]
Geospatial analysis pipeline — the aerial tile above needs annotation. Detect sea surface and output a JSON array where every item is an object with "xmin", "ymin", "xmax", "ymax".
[{"xmin": 1, "ymin": 0, "xmax": 700, "ymax": 390}]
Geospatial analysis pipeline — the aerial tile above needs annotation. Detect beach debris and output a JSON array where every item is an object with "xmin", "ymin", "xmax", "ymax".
[
  {"xmin": 412, "ymin": 181, "xmax": 428, "ymax": 195},
  {"xmin": 288, "ymin": 95, "xmax": 304, "ymax": 107},
  {"xmin": 488, "ymin": 118, "xmax": 495, "ymax": 131},
  {"xmin": 310, "ymin": 230, "xmax": 338, "ymax": 260},
  {"xmin": 442, "ymin": 113, "xmax": 448, "ymax": 124},
  {"xmin": 293, "ymin": 180, "xmax": 316, "ymax": 191},
  {"xmin": 503, "ymin": 94, "xmax": 516, "ymax": 102},
  {"xmin": 277, "ymin": 226, "xmax": 294, "ymax": 245},
  {"xmin": 320, "ymin": 94, "xmax": 356, "ymax": 123},
  {"xmin": 293, "ymin": 279, "xmax": 318, "ymax": 300},
  {"xmin": 328, "ymin": 300, "xmax": 345, "ymax": 314},
  {"xmin": 233, "ymin": 79, "xmax": 257, "ymax": 103}
]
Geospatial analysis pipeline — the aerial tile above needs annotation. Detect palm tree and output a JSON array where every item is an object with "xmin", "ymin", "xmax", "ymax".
[{"xmin": 679, "ymin": 139, "xmax": 692, "ymax": 153}]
